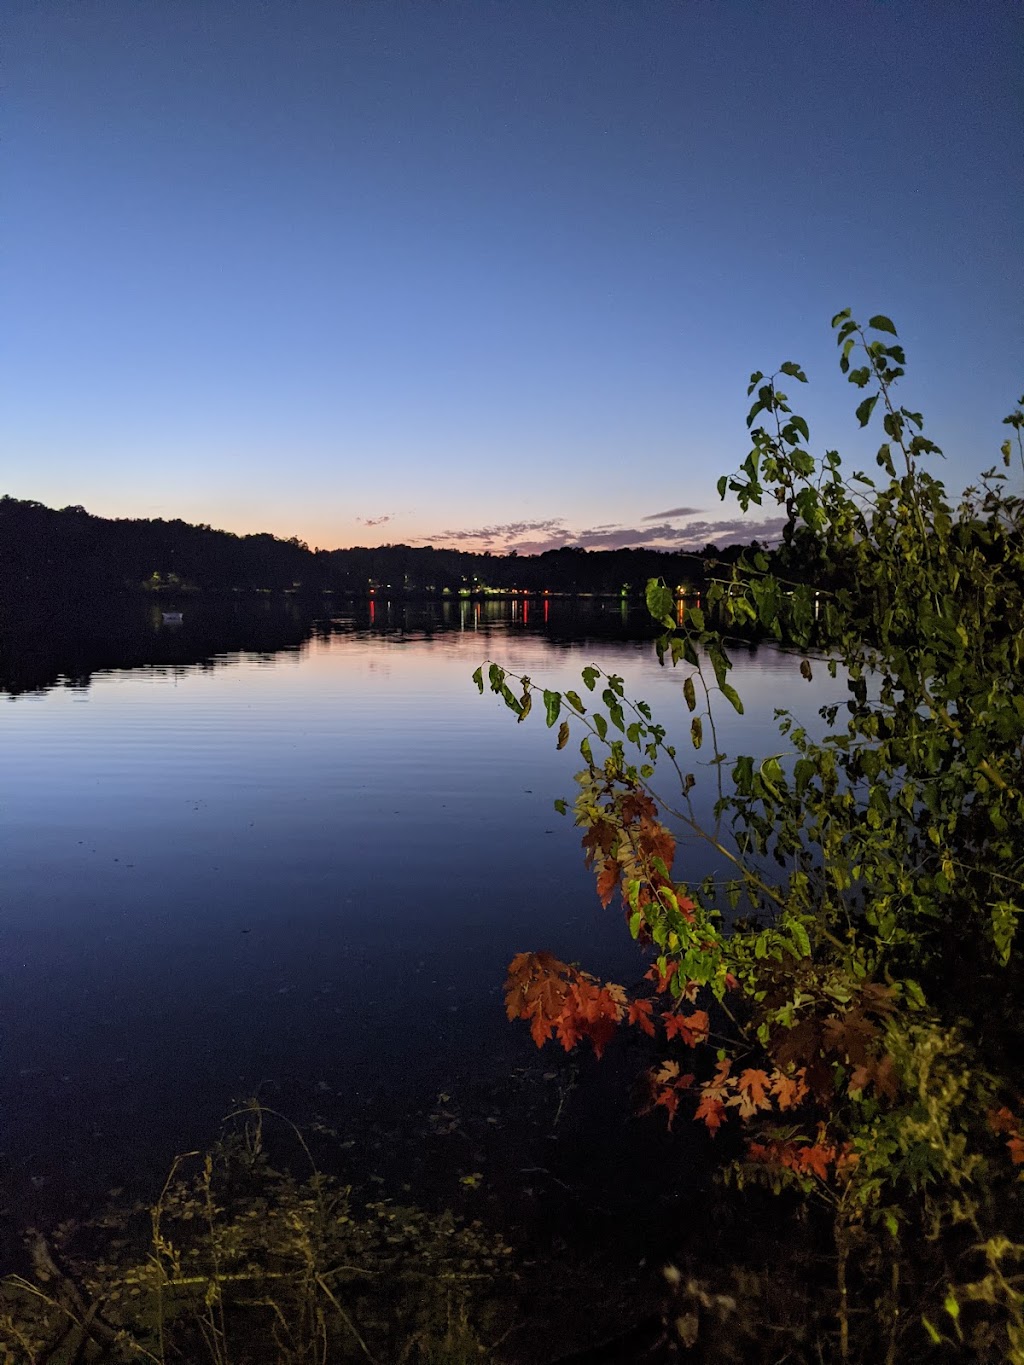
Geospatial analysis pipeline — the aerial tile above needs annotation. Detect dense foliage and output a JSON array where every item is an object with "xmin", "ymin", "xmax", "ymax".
[
  {"xmin": 479, "ymin": 313, "xmax": 1024, "ymax": 1361},
  {"xmin": 0, "ymin": 495, "xmax": 757, "ymax": 601}
]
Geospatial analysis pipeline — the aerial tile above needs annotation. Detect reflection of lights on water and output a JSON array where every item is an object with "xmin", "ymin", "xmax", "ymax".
[
  {"xmin": 523, "ymin": 598, "xmax": 529, "ymax": 624},
  {"xmin": 369, "ymin": 599, "xmax": 375, "ymax": 624},
  {"xmin": 544, "ymin": 598, "xmax": 549, "ymax": 623}
]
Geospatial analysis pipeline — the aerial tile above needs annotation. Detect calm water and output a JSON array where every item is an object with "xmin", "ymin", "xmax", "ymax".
[{"xmin": 0, "ymin": 598, "xmax": 838, "ymax": 1230}]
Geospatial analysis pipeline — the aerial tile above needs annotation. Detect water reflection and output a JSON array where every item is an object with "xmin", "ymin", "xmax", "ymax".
[
  {"xmin": 0, "ymin": 595, "xmax": 673, "ymax": 699},
  {"xmin": 0, "ymin": 595, "xmax": 832, "ymax": 1239}
]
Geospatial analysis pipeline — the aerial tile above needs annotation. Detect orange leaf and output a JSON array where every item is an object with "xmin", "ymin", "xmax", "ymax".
[
  {"xmin": 596, "ymin": 858, "xmax": 620, "ymax": 907},
  {"xmin": 793, "ymin": 1143, "xmax": 834, "ymax": 1180},
  {"xmin": 662, "ymin": 1009, "xmax": 709, "ymax": 1046},
  {"xmin": 771, "ymin": 1068, "xmax": 808, "ymax": 1111},
  {"xmin": 694, "ymin": 1092, "xmax": 727, "ymax": 1135},
  {"xmin": 733, "ymin": 1068, "xmax": 773, "ymax": 1119},
  {"xmin": 628, "ymin": 998, "xmax": 657, "ymax": 1037}
]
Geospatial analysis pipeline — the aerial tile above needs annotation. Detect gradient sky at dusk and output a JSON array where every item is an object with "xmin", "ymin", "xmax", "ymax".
[{"xmin": 4, "ymin": 1, "xmax": 1022, "ymax": 553}]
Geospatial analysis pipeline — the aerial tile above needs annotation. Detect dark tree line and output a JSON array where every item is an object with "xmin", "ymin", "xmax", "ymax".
[{"xmin": 0, "ymin": 495, "xmax": 769, "ymax": 602}]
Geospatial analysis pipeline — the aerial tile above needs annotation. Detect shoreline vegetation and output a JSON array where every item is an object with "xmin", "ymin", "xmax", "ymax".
[
  {"xmin": 4, "ymin": 312, "xmax": 1023, "ymax": 1362},
  {"xmin": 0, "ymin": 494, "xmax": 786, "ymax": 605}
]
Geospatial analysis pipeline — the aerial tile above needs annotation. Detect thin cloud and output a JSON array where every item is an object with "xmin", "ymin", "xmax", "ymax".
[
  {"xmin": 419, "ymin": 518, "xmax": 570, "ymax": 546},
  {"xmin": 643, "ymin": 505, "xmax": 702, "ymax": 521},
  {"xmin": 358, "ymin": 513, "xmax": 394, "ymax": 527},
  {"xmin": 421, "ymin": 513, "xmax": 786, "ymax": 556}
]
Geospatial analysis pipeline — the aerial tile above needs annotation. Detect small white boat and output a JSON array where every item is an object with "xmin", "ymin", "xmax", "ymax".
[{"xmin": 161, "ymin": 611, "xmax": 183, "ymax": 625}]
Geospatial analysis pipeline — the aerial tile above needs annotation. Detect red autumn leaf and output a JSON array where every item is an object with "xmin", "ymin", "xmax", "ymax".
[
  {"xmin": 694, "ymin": 1091, "xmax": 727, "ymax": 1135},
  {"xmin": 988, "ymin": 1106, "xmax": 1019, "ymax": 1135},
  {"xmin": 581, "ymin": 819, "xmax": 617, "ymax": 867},
  {"xmin": 793, "ymin": 1143, "xmax": 834, "ymax": 1180},
  {"xmin": 652, "ymin": 1084, "xmax": 684, "ymax": 1125},
  {"xmin": 504, "ymin": 953, "xmax": 626, "ymax": 1058},
  {"xmin": 662, "ymin": 1009, "xmax": 709, "ymax": 1046},
  {"xmin": 1008, "ymin": 1136, "xmax": 1024, "ymax": 1165},
  {"xmin": 628, "ymin": 998, "xmax": 657, "ymax": 1037},
  {"xmin": 732, "ymin": 1068, "xmax": 773, "ymax": 1119},
  {"xmin": 620, "ymin": 791, "xmax": 659, "ymax": 824},
  {"xmin": 645, "ymin": 960, "xmax": 679, "ymax": 994},
  {"xmin": 771, "ymin": 1068, "xmax": 809, "ymax": 1111},
  {"xmin": 595, "ymin": 858, "xmax": 621, "ymax": 907}
]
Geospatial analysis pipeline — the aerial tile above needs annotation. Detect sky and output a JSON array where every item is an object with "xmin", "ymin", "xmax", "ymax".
[{"xmin": 4, "ymin": 1, "xmax": 1022, "ymax": 554}]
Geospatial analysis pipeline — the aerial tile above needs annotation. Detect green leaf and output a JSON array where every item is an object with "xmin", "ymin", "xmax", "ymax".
[
  {"xmin": 645, "ymin": 578, "xmax": 676, "ymax": 627},
  {"xmin": 553, "ymin": 797, "xmax": 568, "ymax": 815},
  {"xmin": 788, "ymin": 920, "xmax": 811, "ymax": 957},
  {"xmin": 683, "ymin": 676, "xmax": 696, "ymax": 712},
  {"xmin": 488, "ymin": 663, "xmax": 505, "ymax": 691},
  {"xmin": 691, "ymin": 716, "xmax": 703, "ymax": 750},
  {"xmin": 779, "ymin": 361, "xmax": 807, "ymax": 382},
  {"xmin": 565, "ymin": 690, "xmax": 586, "ymax": 714},
  {"xmin": 716, "ymin": 475, "xmax": 728, "ymax": 499},
  {"xmin": 499, "ymin": 684, "xmax": 522, "ymax": 716},
  {"xmin": 593, "ymin": 713, "xmax": 608, "ymax": 741},
  {"xmin": 580, "ymin": 736, "xmax": 594, "ymax": 766},
  {"xmin": 581, "ymin": 666, "xmax": 599, "ymax": 691},
  {"xmin": 830, "ymin": 308, "xmax": 852, "ymax": 329},
  {"xmin": 856, "ymin": 394, "xmax": 879, "ymax": 427},
  {"xmin": 868, "ymin": 314, "xmax": 898, "ymax": 336},
  {"xmin": 543, "ymin": 690, "xmax": 561, "ymax": 727},
  {"xmin": 720, "ymin": 681, "xmax": 744, "ymax": 714},
  {"xmin": 471, "ymin": 666, "xmax": 484, "ymax": 693}
]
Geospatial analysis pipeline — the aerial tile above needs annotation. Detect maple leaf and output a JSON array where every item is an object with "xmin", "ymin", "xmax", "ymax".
[
  {"xmin": 662, "ymin": 1009, "xmax": 709, "ymax": 1046},
  {"xmin": 694, "ymin": 1092, "xmax": 727, "ymax": 1135},
  {"xmin": 635, "ymin": 816, "xmax": 676, "ymax": 875},
  {"xmin": 654, "ymin": 1086, "xmax": 681, "ymax": 1125},
  {"xmin": 654, "ymin": 1059, "xmax": 680, "ymax": 1085},
  {"xmin": 554, "ymin": 1012, "xmax": 583, "ymax": 1052},
  {"xmin": 646, "ymin": 961, "xmax": 679, "ymax": 994},
  {"xmin": 989, "ymin": 1106, "xmax": 1019, "ymax": 1135},
  {"xmin": 596, "ymin": 858, "xmax": 621, "ymax": 907},
  {"xmin": 568, "ymin": 979, "xmax": 623, "ymax": 1058},
  {"xmin": 620, "ymin": 791, "xmax": 659, "ymax": 824},
  {"xmin": 989, "ymin": 1108, "xmax": 1024, "ymax": 1163},
  {"xmin": 732, "ymin": 1068, "xmax": 773, "ymax": 1120},
  {"xmin": 793, "ymin": 1143, "xmax": 834, "ymax": 1180},
  {"xmin": 771, "ymin": 1068, "xmax": 808, "ymax": 1111},
  {"xmin": 628, "ymin": 998, "xmax": 657, "ymax": 1037}
]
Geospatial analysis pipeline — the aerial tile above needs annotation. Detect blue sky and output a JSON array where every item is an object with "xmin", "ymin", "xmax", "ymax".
[{"xmin": 4, "ymin": 0, "xmax": 1021, "ymax": 552}]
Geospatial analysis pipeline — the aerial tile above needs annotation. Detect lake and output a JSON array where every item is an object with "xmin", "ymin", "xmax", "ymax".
[{"xmin": 0, "ymin": 597, "xmax": 837, "ymax": 1245}]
